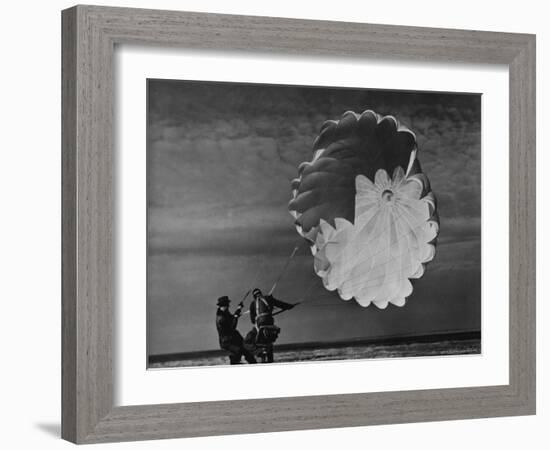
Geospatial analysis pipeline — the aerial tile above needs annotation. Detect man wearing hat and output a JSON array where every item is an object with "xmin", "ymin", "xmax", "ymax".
[{"xmin": 216, "ymin": 296, "xmax": 256, "ymax": 365}]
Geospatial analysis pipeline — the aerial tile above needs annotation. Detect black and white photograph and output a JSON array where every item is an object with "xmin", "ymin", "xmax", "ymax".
[
  {"xmin": 146, "ymin": 79, "xmax": 482, "ymax": 368},
  {"xmin": 2, "ymin": 0, "xmax": 543, "ymax": 447}
]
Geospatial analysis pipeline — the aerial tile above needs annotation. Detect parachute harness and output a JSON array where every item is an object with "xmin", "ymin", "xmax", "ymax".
[{"xmin": 254, "ymin": 296, "xmax": 271, "ymax": 331}]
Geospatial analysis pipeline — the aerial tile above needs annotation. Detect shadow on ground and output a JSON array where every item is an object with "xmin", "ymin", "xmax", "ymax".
[{"xmin": 35, "ymin": 422, "xmax": 60, "ymax": 438}]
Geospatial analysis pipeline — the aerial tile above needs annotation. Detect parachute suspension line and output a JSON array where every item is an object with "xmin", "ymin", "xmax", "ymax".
[
  {"xmin": 268, "ymin": 243, "xmax": 302, "ymax": 296},
  {"xmin": 246, "ymin": 234, "xmax": 278, "ymax": 300},
  {"xmin": 249, "ymin": 254, "xmax": 264, "ymax": 290},
  {"xmin": 240, "ymin": 289, "xmax": 252, "ymax": 304}
]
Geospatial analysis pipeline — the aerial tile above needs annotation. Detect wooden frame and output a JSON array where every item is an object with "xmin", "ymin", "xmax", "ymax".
[{"xmin": 62, "ymin": 5, "xmax": 536, "ymax": 444}]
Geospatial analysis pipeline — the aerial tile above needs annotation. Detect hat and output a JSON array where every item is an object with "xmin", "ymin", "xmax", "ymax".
[
  {"xmin": 252, "ymin": 288, "xmax": 262, "ymax": 298},
  {"xmin": 217, "ymin": 296, "xmax": 230, "ymax": 306}
]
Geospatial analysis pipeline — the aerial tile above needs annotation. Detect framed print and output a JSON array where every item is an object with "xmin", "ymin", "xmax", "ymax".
[
  {"xmin": 61, "ymin": 5, "xmax": 536, "ymax": 444},
  {"xmin": 146, "ymin": 81, "xmax": 482, "ymax": 370}
]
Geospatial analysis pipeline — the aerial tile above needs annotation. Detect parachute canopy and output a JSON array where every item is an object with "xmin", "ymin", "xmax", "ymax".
[{"xmin": 288, "ymin": 110, "xmax": 439, "ymax": 309}]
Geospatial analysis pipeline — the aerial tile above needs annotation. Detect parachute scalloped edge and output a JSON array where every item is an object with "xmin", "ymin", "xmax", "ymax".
[
  {"xmin": 289, "ymin": 109, "xmax": 439, "ymax": 308},
  {"xmin": 289, "ymin": 109, "xmax": 420, "ymax": 242}
]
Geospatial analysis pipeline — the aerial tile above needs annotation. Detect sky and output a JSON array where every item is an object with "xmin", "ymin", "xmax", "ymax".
[{"xmin": 146, "ymin": 79, "xmax": 481, "ymax": 356}]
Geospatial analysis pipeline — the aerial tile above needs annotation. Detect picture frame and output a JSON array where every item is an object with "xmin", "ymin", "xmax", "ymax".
[{"xmin": 61, "ymin": 4, "xmax": 536, "ymax": 444}]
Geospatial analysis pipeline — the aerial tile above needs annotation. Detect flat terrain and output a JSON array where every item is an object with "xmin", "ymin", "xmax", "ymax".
[{"xmin": 149, "ymin": 333, "xmax": 481, "ymax": 368}]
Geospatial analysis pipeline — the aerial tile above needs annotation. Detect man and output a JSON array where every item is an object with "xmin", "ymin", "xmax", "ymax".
[
  {"xmin": 245, "ymin": 288, "xmax": 295, "ymax": 363},
  {"xmin": 215, "ymin": 296, "xmax": 256, "ymax": 365}
]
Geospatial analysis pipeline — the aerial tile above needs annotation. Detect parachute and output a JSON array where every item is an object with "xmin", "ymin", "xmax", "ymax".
[{"xmin": 288, "ymin": 110, "xmax": 439, "ymax": 309}]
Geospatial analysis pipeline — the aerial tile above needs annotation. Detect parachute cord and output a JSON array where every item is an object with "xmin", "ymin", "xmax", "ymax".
[
  {"xmin": 246, "ymin": 236, "xmax": 277, "ymax": 300},
  {"xmin": 268, "ymin": 243, "xmax": 302, "ymax": 296},
  {"xmin": 248, "ymin": 256, "xmax": 264, "ymax": 292}
]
